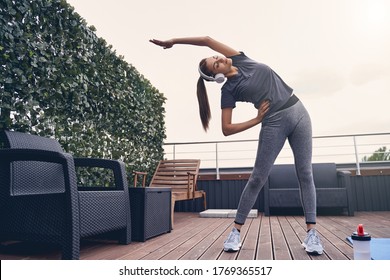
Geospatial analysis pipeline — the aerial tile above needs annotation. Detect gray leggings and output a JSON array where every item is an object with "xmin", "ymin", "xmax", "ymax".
[{"xmin": 234, "ymin": 100, "xmax": 317, "ymax": 225}]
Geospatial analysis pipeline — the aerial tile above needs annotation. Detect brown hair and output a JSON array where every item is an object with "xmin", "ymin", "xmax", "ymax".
[{"xmin": 197, "ymin": 58, "xmax": 212, "ymax": 131}]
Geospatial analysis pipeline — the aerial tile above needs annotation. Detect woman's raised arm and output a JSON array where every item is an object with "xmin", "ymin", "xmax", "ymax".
[{"xmin": 150, "ymin": 36, "xmax": 239, "ymax": 57}]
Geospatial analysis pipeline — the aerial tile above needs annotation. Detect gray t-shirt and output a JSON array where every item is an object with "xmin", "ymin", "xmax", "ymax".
[{"xmin": 221, "ymin": 52, "xmax": 293, "ymax": 113}]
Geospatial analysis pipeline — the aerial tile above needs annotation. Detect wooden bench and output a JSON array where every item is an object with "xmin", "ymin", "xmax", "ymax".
[{"xmin": 134, "ymin": 159, "xmax": 207, "ymax": 227}]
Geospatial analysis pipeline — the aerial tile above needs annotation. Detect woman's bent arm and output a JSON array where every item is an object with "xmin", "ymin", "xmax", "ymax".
[{"xmin": 221, "ymin": 100, "xmax": 270, "ymax": 136}]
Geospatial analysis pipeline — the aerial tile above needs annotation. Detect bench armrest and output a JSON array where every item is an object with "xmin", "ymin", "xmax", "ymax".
[
  {"xmin": 133, "ymin": 171, "xmax": 147, "ymax": 187},
  {"xmin": 187, "ymin": 172, "xmax": 197, "ymax": 195}
]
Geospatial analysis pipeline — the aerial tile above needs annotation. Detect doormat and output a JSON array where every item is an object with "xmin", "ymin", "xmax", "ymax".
[{"xmin": 199, "ymin": 209, "xmax": 258, "ymax": 218}]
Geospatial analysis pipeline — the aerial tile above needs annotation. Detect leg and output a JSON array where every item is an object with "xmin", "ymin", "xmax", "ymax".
[
  {"xmin": 287, "ymin": 102, "xmax": 323, "ymax": 254},
  {"xmin": 224, "ymin": 112, "xmax": 288, "ymax": 252},
  {"xmin": 234, "ymin": 126, "xmax": 287, "ymax": 226},
  {"xmin": 170, "ymin": 196, "xmax": 175, "ymax": 229},
  {"xmin": 287, "ymin": 104, "xmax": 316, "ymax": 225},
  {"xmin": 202, "ymin": 192, "xmax": 207, "ymax": 210}
]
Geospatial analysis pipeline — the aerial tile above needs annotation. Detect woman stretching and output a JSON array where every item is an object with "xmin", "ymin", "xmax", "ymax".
[{"xmin": 150, "ymin": 36, "xmax": 324, "ymax": 255}]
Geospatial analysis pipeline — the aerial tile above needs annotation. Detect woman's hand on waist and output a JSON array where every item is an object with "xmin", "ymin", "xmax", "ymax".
[{"xmin": 256, "ymin": 100, "xmax": 270, "ymax": 122}]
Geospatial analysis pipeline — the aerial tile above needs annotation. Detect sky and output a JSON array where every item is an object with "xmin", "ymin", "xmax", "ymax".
[{"xmin": 66, "ymin": 0, "xmax": 390, "ymax": 144}]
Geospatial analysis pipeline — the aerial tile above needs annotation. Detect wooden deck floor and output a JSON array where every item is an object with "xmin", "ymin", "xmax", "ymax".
[{"xmin": 1, "ymin": 211, "xmax": 390, "ymax": 260}]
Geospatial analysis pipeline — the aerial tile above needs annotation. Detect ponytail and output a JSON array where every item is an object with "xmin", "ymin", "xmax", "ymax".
[{"xmin": 196, "ymin": 76, "xmax": 211, "ymax": 131}]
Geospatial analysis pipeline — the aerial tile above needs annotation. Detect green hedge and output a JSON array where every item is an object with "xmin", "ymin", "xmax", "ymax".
[{"xmin": 0, "ymin": 0, "xmax": 166, "ymax": 185}]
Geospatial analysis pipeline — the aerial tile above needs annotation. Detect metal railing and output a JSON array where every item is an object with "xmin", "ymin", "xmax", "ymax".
[{"xmin": 163, "ymin": 132, "xmax": 390, "ymax": 178}]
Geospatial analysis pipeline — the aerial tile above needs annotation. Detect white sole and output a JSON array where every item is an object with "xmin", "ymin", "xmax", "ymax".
[
  {"xmin": 224, "ymin": 243, "xmax": 242, "ymax": 252},
  {"xmin": 302, "ymin": 242, "xmax": 323, "ymax": 255}
]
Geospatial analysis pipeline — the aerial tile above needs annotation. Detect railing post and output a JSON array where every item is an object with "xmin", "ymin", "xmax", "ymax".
[
  {"xmin": 216, "ymin": 143, "xmax": 220, "ymax": 180},
  {"xmin": 353, "ymin": 136, "xmax": 361, "ymax": 176},
  {"xmin": 173, "ymin": 144, "xmax": 176, "ymax": 160}
]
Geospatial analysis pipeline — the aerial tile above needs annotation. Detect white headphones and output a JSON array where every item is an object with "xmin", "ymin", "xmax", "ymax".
[{"xmin": 198, "ymin": 66, "xmax": 225, "ymax": 84}]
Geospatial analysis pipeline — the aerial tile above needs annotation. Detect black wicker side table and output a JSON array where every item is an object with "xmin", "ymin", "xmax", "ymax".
[{"xmin": 128, "ymin": 187, "xmax": 171, "ymax": 242}]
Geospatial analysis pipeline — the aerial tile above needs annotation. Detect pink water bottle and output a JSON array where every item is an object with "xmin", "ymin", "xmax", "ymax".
[{"xmin": 351, "ymin": 224, "xmax": 371, "ymax": 260}]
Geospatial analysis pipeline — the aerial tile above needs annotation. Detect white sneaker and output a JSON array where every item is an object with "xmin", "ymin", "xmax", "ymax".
[
  {"xmin": 223, "ymin": 228, "xmax": 241, "ymax": 252},
  {"xmin": 302, "ymin": 228, "xmax": 324, "ymax": 255}
]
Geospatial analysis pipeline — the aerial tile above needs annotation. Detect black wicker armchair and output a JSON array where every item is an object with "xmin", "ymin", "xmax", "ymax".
[{"xmin": 0, "ymin": 130, "xmax": 131, "ymax": 259}]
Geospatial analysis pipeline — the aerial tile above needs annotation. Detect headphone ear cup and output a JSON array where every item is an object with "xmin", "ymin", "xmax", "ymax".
[{"xmin": 214, "ymin": 73, "xmax": 225, "ymax": 84}]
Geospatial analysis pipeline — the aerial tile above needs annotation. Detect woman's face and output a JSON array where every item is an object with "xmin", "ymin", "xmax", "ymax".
[{"xmin": 205, "ymin": 55, "xmax": 232, "ymax": 75}]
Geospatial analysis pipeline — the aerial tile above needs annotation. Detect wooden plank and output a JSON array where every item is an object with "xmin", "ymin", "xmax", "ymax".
[
  {"xmin": 159, "ymin": 163, "xmax": 198, "ymax": 167},
  {"xmin": 156, "ymin": 166, "xmax": 197, "ymax": 171},
  {"xmin": 359, "ymin": 212, "xmax": 390, "ymax": 236},
  {"xmin": 152, "ymin": 180, "xmax": 189, "ymax": 185},
  {"xmin": 86, "ymin": 213, "xmax": 201, "ymax": 260},
  {"xmin": 315, "ymin": 216, "xmax": 353, "ymax": 259},
  {"xmin": 160, "ymin": 218, "xmax": 225, "ymax": 260},
  {"xmin": 257, "ymin": 214, "xmax": 273, "ymax": 260},
  {"xmin": 279, "ymin": 216, "xmax": 311, "ymax": 260},
  {"xmin": 237, "ymin": 217, "xmax": 260, "ymax": 260},
  {"xmin": 198, "ymin": 219, "xmax": 234, "ymax": 260},
  {"xmin": 117, "ymin": 213, "xmax": 205, "ymax": 260},
  {"xmin": 270, "ymin": 216, "xmax": 292, "ymax": 260},
  {"xmin": 326, "ymin": 212, "xmax": 386, "ymax": 238},
  {"xmin": 179, "ymin": 218, "xmax": 227, "ymax": 260},
  {"xmin": 154, "ymin": 171, "xmax": 196, "ymax": 175},
  {"xmin": 160, "ymin": 161, "xmax": 199, "ymax": 165},
  {"xmin": 315, "ymin": 222, "xmax": 350, "ymax": 259},
  {"xmin": 140, "ymin": 216, "xmax": 217, "ymax": 260},
  {"xmin": 285, "ymin": 216, "xmax": 311, "ymax": 260},
  {"xmin": 285, "ymin": 216, "xmax": 329, "ymax": 260}
]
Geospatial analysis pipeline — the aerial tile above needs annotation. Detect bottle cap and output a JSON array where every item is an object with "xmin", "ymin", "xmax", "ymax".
[
  {"xmin": 351, "ymin": 224, "xmax": 371, "ymax": 241},
  {"xmin": 357, "ymin": 224, "xmax": 365, "ymax": 236}
]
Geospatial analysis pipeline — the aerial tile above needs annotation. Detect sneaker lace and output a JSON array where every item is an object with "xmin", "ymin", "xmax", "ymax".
[
  {"xmin": 309, "ymin": 230, "xmax": 321, "ymax": 245},
  {"xmin": 225, "ymin": 230, "xmax": 239, "ymax": 244}
]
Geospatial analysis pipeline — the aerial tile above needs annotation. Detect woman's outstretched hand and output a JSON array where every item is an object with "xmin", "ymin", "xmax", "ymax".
[
  {"xmin": 257, "ymin": 100, "xmax": 270, "ymax": 122},
  {"xmin": 149, "ymin": 39, "xmax": 174, "ymax": 49}
]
